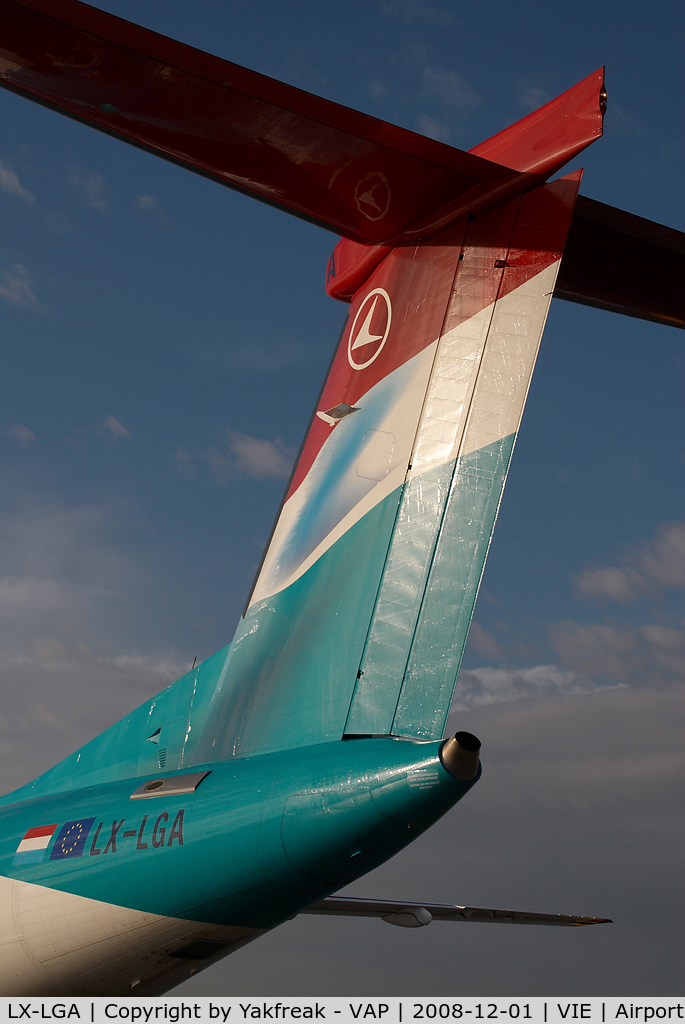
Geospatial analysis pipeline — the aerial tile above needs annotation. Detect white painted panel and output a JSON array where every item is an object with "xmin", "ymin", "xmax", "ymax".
[
  {"xmin": 356, "ymin": 429, "xmax": 396, "ymax": 481},
  {"xmin": 460, "ymin": 262, "xmax": 559, "ymax": 457},
  {"xmin": 0, "ymin": 874, "xmax": 263, "ymax": 996}
]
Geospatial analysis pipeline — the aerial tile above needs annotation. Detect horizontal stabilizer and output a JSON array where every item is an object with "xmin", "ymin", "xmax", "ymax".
[
  {"xmin": 0, "ymin": 0, "xmax": 522, "ymax": 244},
  {"xmin": 303, "ymin": 896, "xmax": 611, "ymax": 927},
  {"xmin": 555, "ymin": 196, "xmax": 685, "ymax": 329},
  {"xmin": 469, "ymin": 69, "xmax": 604, "ymax": 177},
  {"xmin": 0, "ymin": 1, "xmax": 603, "ymax": 244}
]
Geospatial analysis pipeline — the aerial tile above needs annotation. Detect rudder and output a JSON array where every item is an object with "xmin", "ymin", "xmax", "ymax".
[{"xmin": 346, "ymin": 172, "xmax": 583, "ymax": 739}]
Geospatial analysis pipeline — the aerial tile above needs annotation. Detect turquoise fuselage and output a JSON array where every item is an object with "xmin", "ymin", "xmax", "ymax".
[{"xmin": 0, "ymin": 738, "xmax": 478, "ymax": 929}]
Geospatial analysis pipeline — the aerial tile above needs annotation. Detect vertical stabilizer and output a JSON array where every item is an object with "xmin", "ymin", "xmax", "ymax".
[
  {"xmin": 193, "ymin": 219, "xmax": 468, "ymax": 760},
  {"xmin": 192, "ymin": 173, "xmax": 582, "ymax": 762}
]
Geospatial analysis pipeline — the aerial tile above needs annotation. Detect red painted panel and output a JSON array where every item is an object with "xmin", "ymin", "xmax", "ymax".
[
  {"xmin": 428, "ymin": 170, "xmax": 583, "ymax": 339},
  {"xmin": 469, "ymin": 69, "xmax": 605, "ymax": 176},
  {"xmin": 294, "ymin": 171, "xmax": 584, "ymax": 502},
  {"xmin": 22, "ymin": 824, "xmax": 58, "ymax": 840},
  {"xmin": 288, "ymin": 172, "xmax": 583, "ymax": 503},
  {"xmin": 555, "ymin": 197, "xmax": 685, "ymax": 330},
  {"xmin": 325, "ymin": 240, "xmax": 393, "ymax": 302},
  {"xmin": 0, "ymin": 0, "xmax": 521, "ymax": 244},
  {"xmin": 499, "ymin": 169, "xmax": 584, "ymax": 290},
  {"xmin": 0, "ymin": 2, "xmax": 603, "ymax": 245},
  {"xmin": 324, "ymin": 161, "xmax": 593, "ymax": 301},
  {"xmin": 287, "ymin": 218, "xmax": 469, "ymax": 499}
]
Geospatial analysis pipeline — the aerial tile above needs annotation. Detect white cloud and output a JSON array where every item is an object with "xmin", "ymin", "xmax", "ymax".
[
  {"xmin": 451, "ymin": 663, "xmax": 606, "ymax": 712},
  {"xmin": 0, "ymin": 264, "xmax": 37, "ymax": 307},
  {"xmin": 575, "ymin": 521, "xmax": 685, "ymax": 603},
  {"xmin": 0, "ymin": 159, "xmax": 36, "ymax": 204},
  {"xmin": 446, "ymin": 683, "xmax": 685, "ymax": 828},
  {"xmin": 45, "ymin": 211, "xmax": 74, "ymax": 235},
  {"xmin": 67, "ymin": 166, "xmax": 107, "ymax": 212},
  {"xmin": 639, "ymin": 623, "xmax": 685, "ymax": 675},
  {"xmin": 466, "ymin": 621, "xmax": 509, "ymax": 661},
  {"xmin": 135, "ymin": 194, "xmax": 164, "ymax": 217},
  {"xmin": 0, "ymin": 636, "xmax": 189, "ymax": 795},
  {"xmin": 422, "ymin": 66, "xmax": 480, "ymax": 111},
  {"xmin": 1, "ymin": 423, "xmax": 36, "ymax": 445},
  {"xmin": 230, "ymin": 343, "xmax": 307, "ymax": 372},
  {"xmin": 466, "ymin": 620, "xmax": 539, "ymax": 665},
  {"xmin": 634, "ymin": 521, "xmax": 685, "ymax": 590},
  {"xmin": 227, "ymin": 432, "xmax": 294, "ymax": 479},
  {"xmin": 576, "ymin": 565, "xmax": 643, "ymax": 603},
  {"xmin": 0, "ymin": 477, "xmax": 228, "ymax": 674},
  {"xmin": 178, "ymin": 429, "xmax": 295, "ymax": 482},
  {"xmin": 99, "ymin": 415, "xmax": 133, "ymax": 440},
  {"xmin": 183, "ymin": 339, "xmax": 309, "ymax": 372},
  {"xmin": 0, "ymin": 576, "xmax": 112, "ymax": 614},
  {"xmin": 0, "ymin": 486, "xmax": 215, "ymax": 795},
  {"xmin": 174, "ymin": 446, "xmax": 195, "ymax": 478},
  {"xmin": 14, "ymin": 634, "xmax": 187, "ymax": 684},
  {"xmin": 416, "ymin": 115, "xmax": 450, "ymax": 141},
  {"xmin": 0, "ymin": 498, "xmax": 143, "ymax": 650},
  {"xmin": 368, "ymin": 80, "xmax": 388, "ymax": 99},
  {"xmin": 380, "ymin": 0, "xmax": 455, "ymax": 26},
  {"xmin": 550, "ymin": 617, "xmax": 685, "ymax": 684},
  {"xmin": 516, "ymin": 80, "xmax": 550, "ymax": 111},
  {"xmin": 550, "ymin": 620, "xmax": 638, "ymax": 680}
]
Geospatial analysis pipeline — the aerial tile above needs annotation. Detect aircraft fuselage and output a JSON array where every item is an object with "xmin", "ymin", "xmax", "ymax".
[{"xmin": 0, "ymin": 738, "xmax": 477, "ymax": 995}]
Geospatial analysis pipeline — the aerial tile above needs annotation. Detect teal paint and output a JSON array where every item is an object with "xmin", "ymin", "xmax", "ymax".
[
  {"xmin": 393, "ymin": 433, "xmax": 517, "ymax": 739},
  {"xmin": 191, "ymin": 490, "xmax": 403, "ymax": 763},
  {"xmin": 2, "ymin": 435, "xmax": 511, "ymax": 808},
  {"xmin": 345, "ymin": 435, "xmax": 516, "ymax": 741},
  {"xmin": 345, "ymin": 461, "xmax": 456, "ymax": 734},
  {"xmin": 0, "ymin": 646, "xmax": 230, "ymax": 805},
  {"xmin": 0, "ymin": 481, "xmax": 404, "ymax": 804},
  {"xmin": 0, "ymin": 738, "xmax": 479, "ymax": 928}
]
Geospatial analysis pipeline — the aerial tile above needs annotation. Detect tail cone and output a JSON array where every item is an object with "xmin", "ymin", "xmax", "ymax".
[{"xmin": 440, "ymin": 731, "xmax": 481, "ymax": 781}]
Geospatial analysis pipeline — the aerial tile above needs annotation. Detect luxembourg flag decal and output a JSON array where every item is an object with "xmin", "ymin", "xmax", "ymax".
[{"xmin": 13, "ymin": 824, "xmax": 59, "ymax": 866}]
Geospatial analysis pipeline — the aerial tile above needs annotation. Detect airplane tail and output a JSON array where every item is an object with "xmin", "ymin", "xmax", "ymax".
[
  {"xmin": 190, "ymin": 170, "xmax": 583, "ymax": 760},
  {"xmin": 4, "ymin": 175, "xmax": 583, "ymax": 802},
  {"xmin": 0, "ymin": 0, "xmax": 606, "ymax": 796}
]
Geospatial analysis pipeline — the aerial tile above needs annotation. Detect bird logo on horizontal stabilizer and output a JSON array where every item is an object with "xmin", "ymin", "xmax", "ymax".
[
  {"xmin": 348, "ymin": 289, "xmax": 392, "ymax": 370},
  {"xmin": 354, "ymin": 171, "xmax": 391, "ymax": 221}
]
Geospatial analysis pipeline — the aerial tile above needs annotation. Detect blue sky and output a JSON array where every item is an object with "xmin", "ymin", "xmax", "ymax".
[{"xmin": 0, "ymin": 0, "xmax": 683, "ymax": 996}]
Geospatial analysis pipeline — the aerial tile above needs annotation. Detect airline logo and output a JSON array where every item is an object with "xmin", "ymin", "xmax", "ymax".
[
  {"xmin": 348, "ymin": 289, "xmax": 392, "ymax": 370},
  {"xmin": 354, "ymin": 171, "xmax": 391, "ymax": 221},
  {"xmin": 13, "ymin": 823, "xmax": 59, "ymax": 866}
]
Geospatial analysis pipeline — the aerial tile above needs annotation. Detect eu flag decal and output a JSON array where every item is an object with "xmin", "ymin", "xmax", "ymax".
[{"xmin": 50, "ymin": 818, "xmax": 96, "ymax": 860}]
